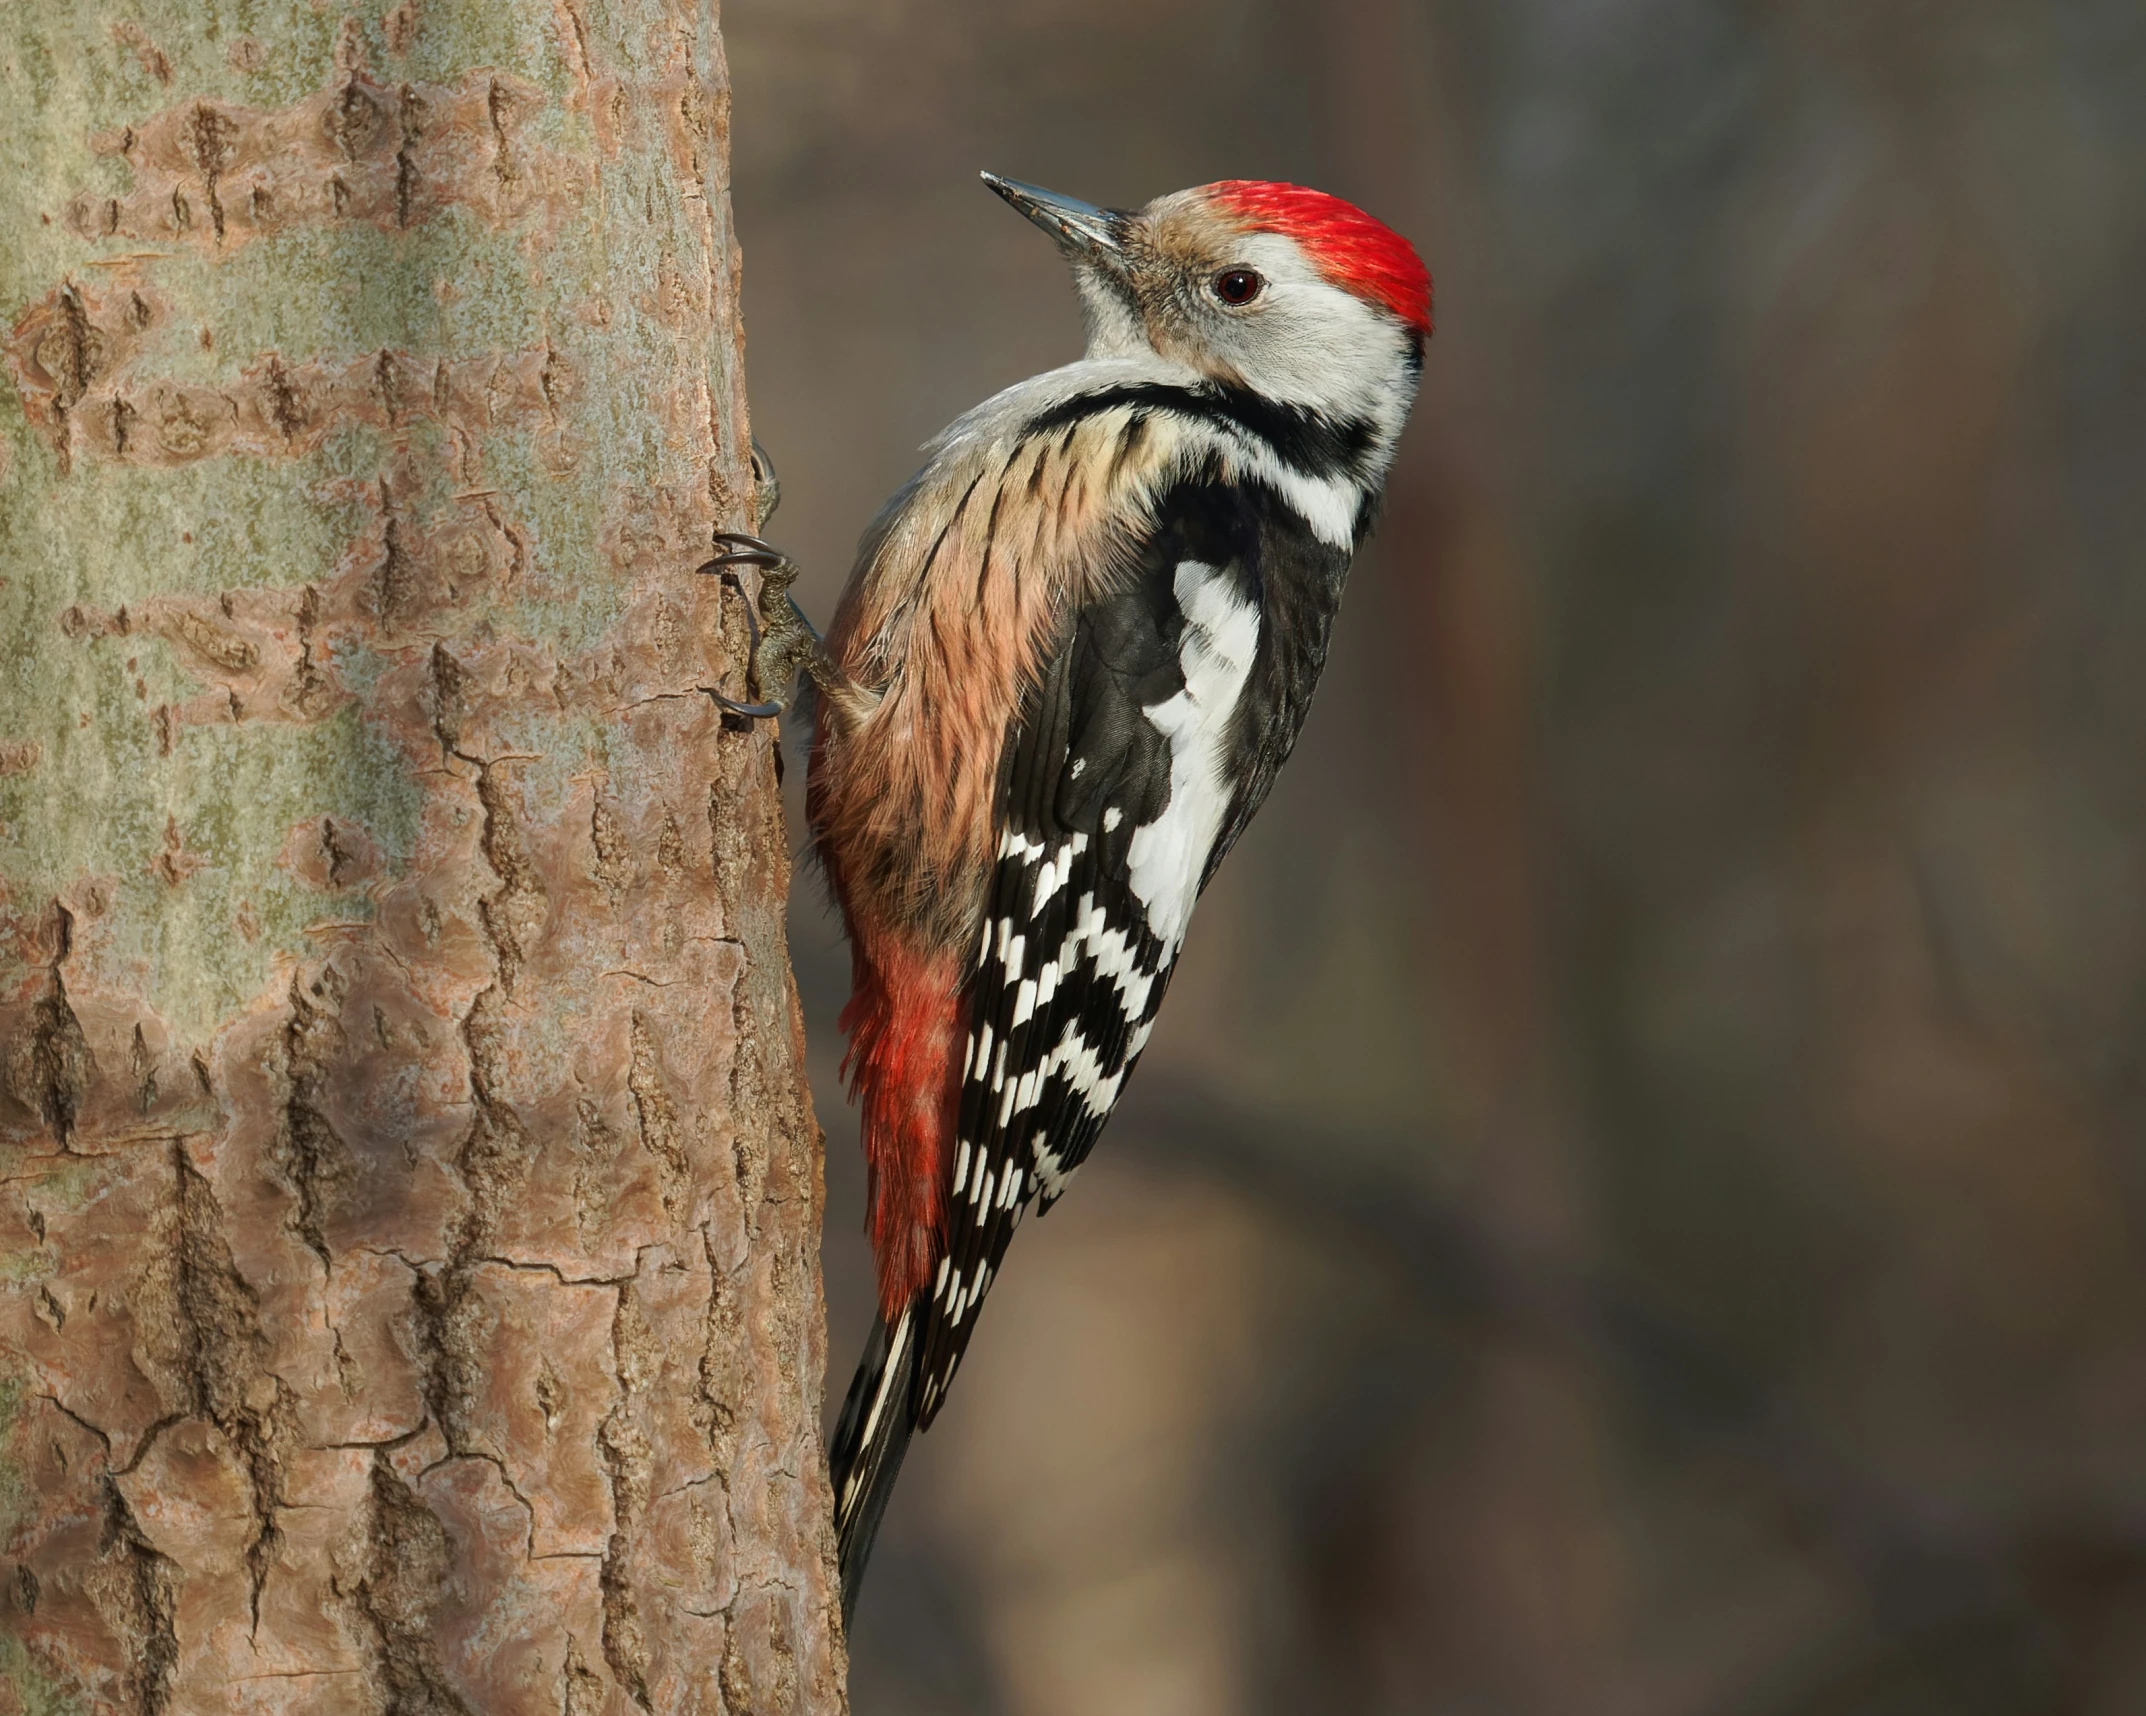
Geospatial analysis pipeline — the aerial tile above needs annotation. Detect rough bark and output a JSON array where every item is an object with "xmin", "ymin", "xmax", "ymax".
[{"xmin": 0, "ymin": 5, "xmax": 846, "ymax": 1713}]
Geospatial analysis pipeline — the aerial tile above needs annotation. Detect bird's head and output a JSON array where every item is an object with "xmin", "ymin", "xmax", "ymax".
[{"xmin": 983, "ymin": 172, "xmax": 1431, "ymax": 425}]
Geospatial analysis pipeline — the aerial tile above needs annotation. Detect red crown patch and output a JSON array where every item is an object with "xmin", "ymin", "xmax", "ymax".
[{"xmin": 1207, "ymin": 181, "xmax": 1432, "ymax": 335}]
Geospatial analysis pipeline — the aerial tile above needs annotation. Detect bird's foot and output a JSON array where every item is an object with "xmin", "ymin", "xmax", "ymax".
[{"xmin": 695, "ymin": 530, "xmax": 831, "ymax": 720}]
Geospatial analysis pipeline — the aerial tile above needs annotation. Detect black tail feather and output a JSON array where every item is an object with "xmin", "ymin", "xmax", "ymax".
[{"xmin": 828, "ymin": 1306, "xmax": 918, "ymax": 1628}]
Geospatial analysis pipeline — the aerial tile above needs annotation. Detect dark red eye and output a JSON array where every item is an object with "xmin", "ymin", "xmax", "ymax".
[{"xmin": 1212, "ymin": 268, "xmax": 1264, "ymax": 306}]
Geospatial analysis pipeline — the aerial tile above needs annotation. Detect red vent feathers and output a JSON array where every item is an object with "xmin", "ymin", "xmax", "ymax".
[
  {"xmin": 1206, "ymin": 181, "xmax": 1432, "ymax": 335},
  {"xmin": 839, "ymin": 931, "xmax": 965, "ymax": 1321}
]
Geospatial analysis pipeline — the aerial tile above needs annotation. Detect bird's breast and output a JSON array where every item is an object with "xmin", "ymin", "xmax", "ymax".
[{"xmin": 810, "ymin": 404, "xmax": 1186, "ymax": 957}]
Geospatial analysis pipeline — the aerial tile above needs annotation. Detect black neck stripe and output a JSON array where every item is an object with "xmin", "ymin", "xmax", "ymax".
[{"xmin": 1025, "ymin": 381, "xmax": 1376, "ymax": 483}]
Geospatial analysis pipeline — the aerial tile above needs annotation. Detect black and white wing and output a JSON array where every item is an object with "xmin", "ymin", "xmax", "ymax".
[{"xmin": 911, "ymin": 472, "xmax": 1350, "ymax": 1423}]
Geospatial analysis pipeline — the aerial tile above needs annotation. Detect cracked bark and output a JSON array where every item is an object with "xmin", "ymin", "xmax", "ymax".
[{"xmin": 0, "ymin": 5, "xmax": 846, "ymax": 1712}]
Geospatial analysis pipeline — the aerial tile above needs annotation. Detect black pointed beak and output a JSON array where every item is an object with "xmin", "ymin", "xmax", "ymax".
[{"xmin": 981, "ymin": 172, "xmax": 1126, "ymax": 267}]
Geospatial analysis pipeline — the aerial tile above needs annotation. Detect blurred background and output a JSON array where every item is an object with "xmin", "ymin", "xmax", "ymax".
[{"xmin": 723, "ymin": 1, "xmax": 2146, "ymax": 1710}]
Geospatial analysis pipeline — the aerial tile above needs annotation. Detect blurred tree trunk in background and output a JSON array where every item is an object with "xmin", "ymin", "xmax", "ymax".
[
  {"xmin": 1315, "ymin": 4, "xmax": 1624, "ymax": 1707},
  {"xmin": 0, "ymin": 5, "xmax": 846, "ymax": 1713}
]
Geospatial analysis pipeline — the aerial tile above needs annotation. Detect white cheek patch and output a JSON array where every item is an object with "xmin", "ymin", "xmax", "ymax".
[
  {"xmin": 1213, "ymin": 230, "xmax": 1420, "ymax": 459},
  {"xmin": 1222, "ymin": 440, "xmax": 1359, "ymax": 548},
  {"xmin": 1125, "ymin": 561, "xmax": 1260, "ymax": 950}
]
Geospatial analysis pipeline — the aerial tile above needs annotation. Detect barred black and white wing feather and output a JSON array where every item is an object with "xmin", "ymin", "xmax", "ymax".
[{"xmin": 912, "ymin": 469, "xmax": 1351, "ymax": 1419}]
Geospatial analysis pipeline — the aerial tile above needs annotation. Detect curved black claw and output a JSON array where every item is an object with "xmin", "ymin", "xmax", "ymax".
[
  {"xmin": 703, "ymin": 531, "xmax": 796, "ymax": 576},
  {"xmin": 706, "ymin": 690, "xmax": 785, "ymax": 719},
  {"xmin": 694, "ymin": 532, "xmax": 825, "ymax": 723},
  {"xmin": 703, "ymin": 549, "xmax": 785, "ymax": 573},
  {"xmin": 694, "ymin": 551, "xmax": 780, "ymax": 577}
]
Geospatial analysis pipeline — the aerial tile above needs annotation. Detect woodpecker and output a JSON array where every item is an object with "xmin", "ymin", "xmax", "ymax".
[{"xmin": 708, "ymin": 173, "xmax": 1430, "ymax": 1623}]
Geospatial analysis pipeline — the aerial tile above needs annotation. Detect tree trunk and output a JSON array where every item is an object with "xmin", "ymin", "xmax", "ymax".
[{"xmin": 0, "ymin": 5, "xmax": 846, "ymax": 1712}]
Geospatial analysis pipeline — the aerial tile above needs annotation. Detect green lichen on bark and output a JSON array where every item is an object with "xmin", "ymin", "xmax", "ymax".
[
  {"xmin": 0, "ymin": 3, "xmax": 844, "ymax": 1711},
  {"xmin": 0, "ymin": 1374, "xmax": 27, "ymax": 1539},
  {"xmin": 0, "ymin": 1633, "xmax": 88, "ymax": 1716},
  {"xmin": 0, "ymin": 2, "xmax": 745, "ymax": 1041}
]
